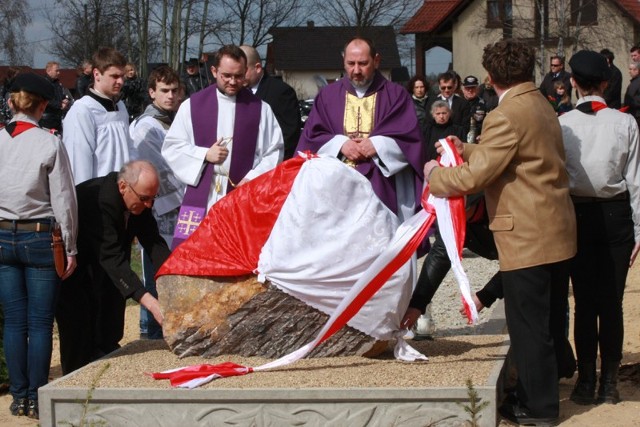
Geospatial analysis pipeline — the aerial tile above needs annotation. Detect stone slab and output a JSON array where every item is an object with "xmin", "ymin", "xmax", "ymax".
[{"xmin": 39, "ymin": 300, "xmax": 508, "ymax": 427}]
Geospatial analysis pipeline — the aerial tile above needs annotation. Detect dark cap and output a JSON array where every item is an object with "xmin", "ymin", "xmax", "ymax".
[
  {"xmin": 462, "ymin": 75, "xmax": 479, "ymax": 87},
  {"xmin": 462, "ymin": 76, "xmax": 480, "ymax": 87},
  {"xmin": 9, "ymin": 73, "xmax": 55, "ymax": 100},
  {"xmin": 185, "ymin": 57, "xmax": 199, "ymax": 67},
  {"xmin": 569, "ymin": 50, "xmax": 611, "ymax": 82}
]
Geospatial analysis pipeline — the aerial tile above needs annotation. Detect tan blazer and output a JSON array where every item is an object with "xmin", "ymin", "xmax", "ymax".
[{"xmin": 429, "ymin": 82, "xmax": 577, "ymax": 271}]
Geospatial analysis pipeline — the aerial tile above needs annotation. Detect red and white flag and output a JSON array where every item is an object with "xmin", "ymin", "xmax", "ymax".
[{"xmin": 152, "ymin": 141, "xmax": 476, "ymax": 388}]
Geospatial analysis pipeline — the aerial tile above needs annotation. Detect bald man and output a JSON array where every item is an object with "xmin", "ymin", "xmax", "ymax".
[
  {"xmin": 56, "ymin": 160, "xmax": 171, "ymax": 374},
  {"xmin": 296, "ymin": 37, "xmax": 424, "ymax": 222},
  {"xmin": 240, "ymin": 45, "xmax": 301, "ymax": 159}
]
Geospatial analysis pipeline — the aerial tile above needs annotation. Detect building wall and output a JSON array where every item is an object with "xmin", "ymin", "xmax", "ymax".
[{"xmin": 451, "ymin": 0, "xmax": 637, "ymax": 101}]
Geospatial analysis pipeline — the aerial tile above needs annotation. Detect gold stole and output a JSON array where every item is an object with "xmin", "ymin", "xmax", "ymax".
[{"xmin": 344, "ymin": 92, "xmax": 376, "ymax": 139}]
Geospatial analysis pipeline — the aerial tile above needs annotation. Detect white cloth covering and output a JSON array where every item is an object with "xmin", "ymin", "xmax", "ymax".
[
  {"xmin": 315, "ymin": 134, "xmax": 415, "ymax": 222},
  {"xmin": 162, "ymin": 90, "xmax": 284, "ymax": 210},
  {"xmin": 62, "ymin": 95, "xmax": 132, "ymax": 185},
  {"xmin": 256, "ymin": 156, "xmax": 416, "ymax": 341}
]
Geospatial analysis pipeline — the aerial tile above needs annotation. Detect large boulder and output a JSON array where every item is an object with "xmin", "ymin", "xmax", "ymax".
[{"xmin": 157, "ymin": 274, "xmax": 387, "ymax": 359}]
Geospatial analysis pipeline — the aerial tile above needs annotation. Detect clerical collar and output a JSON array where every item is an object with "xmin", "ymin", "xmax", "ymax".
[
  {"xmin": 88, "ymin": 88, "xmax": 119, "ymax": 112},
  {"xmin": 217, "ymin": 87, "xmax": 237, "ymax": 100},
  {"xmin": 351, "ymin": 81, "xmax": 372, "ymax": 98}
]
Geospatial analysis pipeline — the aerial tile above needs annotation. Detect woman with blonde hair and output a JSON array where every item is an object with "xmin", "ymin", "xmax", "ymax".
[
  {"xmin": 553, "ymin": 80, "xmax": 573, "ymax": 115},
  {"xmin": 0, "ymin": 73, "xmax": 78, "ymax": 419}
]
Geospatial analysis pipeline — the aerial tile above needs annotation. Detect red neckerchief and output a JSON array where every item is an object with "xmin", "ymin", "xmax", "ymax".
[
  {"xmin": 4, "ymin": 121, "xmax": 38, "ymax": 138},
  {"xmin": 576, "ymin": 101, "xmax": 607, "ymax": 114}
]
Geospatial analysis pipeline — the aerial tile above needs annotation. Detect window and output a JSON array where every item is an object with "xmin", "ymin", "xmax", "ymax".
[
  {"xmin": 534, "ymin": 0, "xmax": 550, "ymax": 39},
  {"xmin": 571, "ymin": 0, "xmax": 597, "ymax": 26},
  {"xmin": 487, "ymin": 0, "xmax": 513, "ymax": 37}
]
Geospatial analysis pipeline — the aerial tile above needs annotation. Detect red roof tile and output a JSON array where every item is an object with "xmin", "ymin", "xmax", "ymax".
[
  {"xmin": 611, "ymin": 0, "xmax": 640, "ymax": 24},
  {"xmin": 401, "ymin": 0, "xmax": 465, "ymax": 34}
]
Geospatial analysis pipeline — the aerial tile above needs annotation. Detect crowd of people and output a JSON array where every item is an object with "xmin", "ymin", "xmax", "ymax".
[{"xmin": 0, "ymin": 37, "xmax": 639, "ymax": 426}]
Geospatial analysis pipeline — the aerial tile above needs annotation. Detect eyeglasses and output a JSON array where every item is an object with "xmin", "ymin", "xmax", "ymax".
[
  {"xmin": 219, "ymin": 73, "xmax": 245, "ymax": 82},
  {"xmin": 550, "ymin": 63, "xmax": 562, "ymax": 67},
  {"xmin": 440, "ymin": 85, "xmax": 454, "ymax": 90},
  {"xmin": 128, "ymin": 183, "xmax": 158, "ymax": 204}
]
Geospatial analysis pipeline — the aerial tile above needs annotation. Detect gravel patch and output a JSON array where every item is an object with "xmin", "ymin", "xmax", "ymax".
[{"xmin": 54, "ymin": 251, "xmax": 505, "ymax": 390}]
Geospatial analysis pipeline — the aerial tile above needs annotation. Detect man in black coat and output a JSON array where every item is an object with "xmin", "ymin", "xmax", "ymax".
[
  {"xmin": 56, "ymin": 160, "xmax": 170, "ymax": 374},
  {"xmin": 39, "ymin": 61, "xmax": 70, "ymax": 132},
  {"xmin": 241, "ymin": 45, "xmax": 301, "ymax": 160},
  {"xmin": 539, "ymin": 55, "xmax": 573, "ymax": 101},
  {"xmin": 600, "ymin": 49, "xmax": 622, "ymax": 109},
  {"xmin": 427, "ymin": 70, "xmax": 471, "ymax": 136},
  {"xmin": 182, "ymin": 57, "xmax": 208, "ymax": 98}
]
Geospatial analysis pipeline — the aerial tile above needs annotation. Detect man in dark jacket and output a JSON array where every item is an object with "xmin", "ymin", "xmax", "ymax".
[
  {"xmin": 428, "ymin": 70, "xmax": 471, "ymax": 135},
  {"xmin": 600, "ymin": 49, "xmax": 622, "ymax": 108},
  {"xmin": 39, "ymin": 61, "xmax": 70, "ymax": 132},
  {"xmin": 55, "ymin": 160, "xmax": 170, "ymax": 374},
  {"xmin": 182, "ymin": 57, "xmax": 208, "ymax": 98},
  {"xmin": 540, "ymin": 55, "xmax": 573, "ymax": 101},
  {"xmin": 624, "ymin": 61, "xmax": 640, "ymax": 126},
  {"xmin": 240, "ymin": 45, "xmax": 301, "ymax": 160},
  {"xmin": 75, "ymin": 60, "xmax": 93, "ymax": 99}
]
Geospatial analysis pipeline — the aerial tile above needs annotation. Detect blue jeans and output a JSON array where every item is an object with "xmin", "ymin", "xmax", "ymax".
[
  {"xmin": 0, "ymin": 229, "xmax": 60, "ymax": 400},
  {"xmin": 139, "ymin": 248, "xmax": 162, "ymax": 339}
]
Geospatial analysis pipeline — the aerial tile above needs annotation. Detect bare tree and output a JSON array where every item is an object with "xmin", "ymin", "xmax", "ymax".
[
  {"xmin": 317, "ymin": 0, "xmax": 418, "ymax": 28},
  {"xmin": 47, "ymin": 0, "xmax": 129, "ymax": 67},
  {"xmin": 0, "ymin": 1, "xmax": 32, "ymax": 65},
  {"xmin": 211, "ymin": 0, "xmax": 305, "ymax": 47}
]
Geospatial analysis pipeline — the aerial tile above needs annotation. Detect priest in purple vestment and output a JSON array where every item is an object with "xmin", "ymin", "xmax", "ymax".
[{"xmin": 296, "ymin": 37, "xmax": 425, "ymax": 221}]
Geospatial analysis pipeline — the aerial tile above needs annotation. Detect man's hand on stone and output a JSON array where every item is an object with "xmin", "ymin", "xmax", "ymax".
[
  {"xmin": 140, "ymin": 292, "xmax": 164, "ymax": 326},
  {"xmin": 206, "ymin": 138, "xmax": 229, "ymax": 164}
]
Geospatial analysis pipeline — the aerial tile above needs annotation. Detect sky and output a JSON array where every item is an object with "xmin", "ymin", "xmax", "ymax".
[
  {"xmin": 25, "ymin": 0, "xmax": 56, "ymax": 68},
  {"xmin": 23, "ymin": 0, "xmax": 452, "ymax": 75}
]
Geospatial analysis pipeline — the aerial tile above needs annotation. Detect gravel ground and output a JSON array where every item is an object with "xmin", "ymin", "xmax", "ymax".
[
  {"xmin": 53, "ymin": 251, "xmax": 505, "ymax": 390},
  {"xmin": 427, "ymin": 249, "xmax": 501, "ymax": 337}
]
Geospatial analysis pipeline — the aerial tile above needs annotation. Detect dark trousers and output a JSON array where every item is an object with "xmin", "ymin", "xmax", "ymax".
[
  {"xmin": 502, "ymin": 260, "xmax": 570, "ymax": 418},
  {"xmin": 410, "ymin": 217, "xmax": 499, "ymax": 312},
  {"xmin": 571, "ymin": 200, "xmax": 633, "ymax": 364},
  {"xmin": 56, "ymin": 264, "xmax": 126, "ymax": 375}
]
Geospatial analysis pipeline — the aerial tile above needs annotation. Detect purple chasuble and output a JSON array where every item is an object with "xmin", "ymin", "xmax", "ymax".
[
  {"xmin": 172, "ymin": 85, "xmax": 261, "ymax": 249},
  {"xmin": 296, "ymin": 72, "xmax": 425, "ymax": 214}
]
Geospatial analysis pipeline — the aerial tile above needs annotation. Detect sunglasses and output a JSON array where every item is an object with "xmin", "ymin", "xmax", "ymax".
[
  {"xmin": 440, "ymin": 85, "xmax": 454, "ymax": 90},
  {"xmin": 128, "ymin": 183, "xmax": 158, "ymax": 203},
  {"xmin": 550, "ymin": 63, "xmax": 562, "ymax": 67}
]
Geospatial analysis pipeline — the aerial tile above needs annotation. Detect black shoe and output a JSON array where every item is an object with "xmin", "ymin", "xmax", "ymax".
[
  {"xmin": 597, "ymin": 360, "xmax": 621, "ymax": 405},
  {"xmin": 570, "ymin": 361, "xmax": 596, "ymax": 405},
  {"xmin": 26, "ymin": 399, "xmax": 38, "ymax": 419},
  {"xmin": 9, "ymin": 398, "xmax": 27, "ymax": 416},
  {"xmin": 498, "ymin": 401, "xmax": 557, "ymax": 426}
]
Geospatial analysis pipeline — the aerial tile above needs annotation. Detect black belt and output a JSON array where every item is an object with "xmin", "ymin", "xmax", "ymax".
[
  {"xmin": 0, "ymin": 220, "xmax": 52, "ymax": 232},
  {"xmin": 571, "ymin": 192, "xmax": 629, "ymax": 204}
]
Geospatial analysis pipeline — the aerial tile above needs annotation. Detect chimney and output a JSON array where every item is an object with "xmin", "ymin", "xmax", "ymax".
[{"xmin": 307, "ymin": 21, "xmax": 314, "ymax": 29}]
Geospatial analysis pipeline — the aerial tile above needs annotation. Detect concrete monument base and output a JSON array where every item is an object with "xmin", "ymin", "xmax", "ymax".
[{"xmin": 39, "ymin": 302, "xmax": 508, "ymax": 427}]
